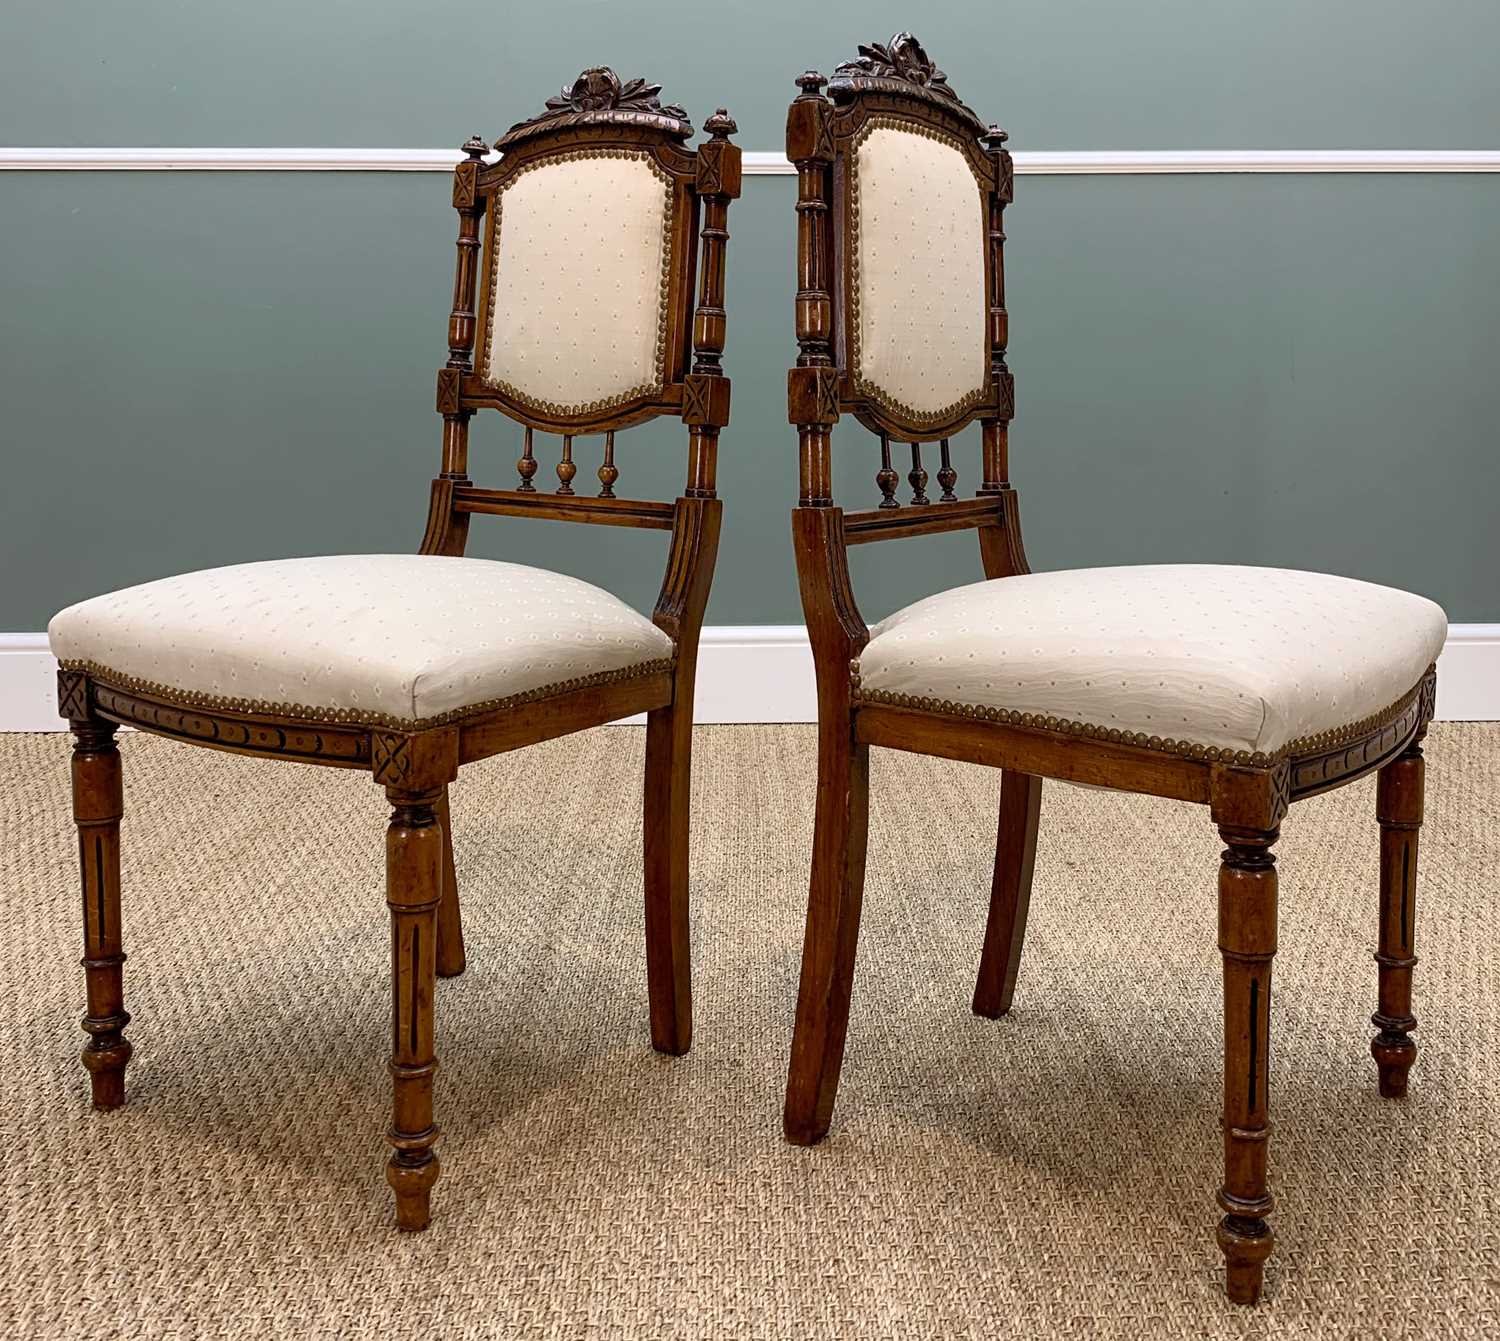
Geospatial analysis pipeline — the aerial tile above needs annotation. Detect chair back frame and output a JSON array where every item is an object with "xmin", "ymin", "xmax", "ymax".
[
  {"xmin": 787, "ymin": 37, "xmax": 1026, "ymax": 705},
  {"xmin": 423, "ymin": 66, "xmax": 741, "ymax": 630}
]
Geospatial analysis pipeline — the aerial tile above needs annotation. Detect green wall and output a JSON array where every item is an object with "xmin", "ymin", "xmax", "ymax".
[
  {"xmin": 3, "ymin": 2, "xmax": 1498, "ymax": 627},
  {"xmin": 6, "ymin": 1, "xmax": 1500, "ymax": 150}
]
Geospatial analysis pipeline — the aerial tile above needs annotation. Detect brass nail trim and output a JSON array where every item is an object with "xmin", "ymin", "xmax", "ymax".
[
  {"xmin": 60, "ymin": 657, "xmax": 675, "ymax": 733},
  {"xmin": 851, "ymin": 667, "xmax": 1434, "ymax": 769}
]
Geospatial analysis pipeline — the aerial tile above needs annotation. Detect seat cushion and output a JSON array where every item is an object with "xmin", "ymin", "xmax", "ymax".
[
  {"xmin": 857, "ymin": 565, "xmax": 1446, "ymax": 762},
  {"xmin": 49, "ymin": 555, "xmax": 674, "ymax": 729}
]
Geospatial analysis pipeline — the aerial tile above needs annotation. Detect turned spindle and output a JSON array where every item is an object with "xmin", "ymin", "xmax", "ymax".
[
  {"xmin": 598, "ymin": 430, "xmax": 618, "ymax": 498},
  {"xmin": 936, "ymin": 438, "xmax": 958, "ymax": 501},
  {"xmin": 908, "ymin": 443, "xmax": 930, "ymax": 505},
  {"xmin": 516, "ymin": 426, "xmax": 538, "ymax": 492},
  {"xmin": 556, "ymin": 435, "xmax": 576, "ymax": 495},
  {"xmin": 876, "ymin": 433, "xmax": 900, "ymax": 508}
]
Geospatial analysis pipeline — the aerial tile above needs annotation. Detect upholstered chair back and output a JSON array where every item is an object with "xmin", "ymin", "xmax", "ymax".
[
  {"xmin": 481, "ymin": 148, "xmax": 677, "ymax": 417},
  {"xmin": 848, "ymin": 116, "xmax": 990, "ymax": 425},
  {"xmin": 788, "ymin": 35, "xmax": 1015, "ymax": 517}
]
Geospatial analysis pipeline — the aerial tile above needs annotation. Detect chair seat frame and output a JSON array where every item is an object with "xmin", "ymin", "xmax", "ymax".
[
  {"xmin": 62, "ymin": 66, "xmax": 740, "ymax": 1235},
  {"xmin": 781, "ymin": 36, "xmax": 1434, "ymax": 1306}
]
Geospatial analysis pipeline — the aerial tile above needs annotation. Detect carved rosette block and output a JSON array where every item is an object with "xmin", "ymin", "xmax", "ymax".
[
  {"xmin": 788, "ymin": 367, "xmax": 839, "ymax": 428},
  {"xmin": 371, "ymin": 729, "xmax": 458, "ymax": 792},
  {"xmin": 682, "ymin": 374, "xmax": 731, "ymax": 428}
]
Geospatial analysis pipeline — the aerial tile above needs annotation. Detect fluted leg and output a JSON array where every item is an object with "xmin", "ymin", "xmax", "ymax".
[
  {"xmin": 385, "ymin": 785, "xmax": 442, "ymax": 1231},
  {"xmin": 643, "ymin": 702, "xmax": 693, "ymax": 1055},
  {"xmin": 784, "ymin": 730, "xmax": 870, "ymax": 1146},
  {"xmin": 1216, "ymin": 825, "xmax": 1278, "ymax": 1304},
  {"xmin": 973, "ymin": 770, "xmax": 1042, "ymax": 1018},
  {"xmin": 71, "ymin": 720, "xmax": 132, "ymax": 1109},
  {"xmin": 435, "ymin": 785, "xmax": 465, "ymax": 979},
  {"xmin": 1373, "ymin": 744, "xmax": 1423, "ymax": 1097}
]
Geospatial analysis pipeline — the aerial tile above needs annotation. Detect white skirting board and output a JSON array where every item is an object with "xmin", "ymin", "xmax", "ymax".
[{"xmin": 2, "ymin": 625, "xmax": 1495, "ymax": 731}]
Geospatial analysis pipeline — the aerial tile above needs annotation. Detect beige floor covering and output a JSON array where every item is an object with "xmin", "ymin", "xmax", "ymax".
[{"xmin": 2, "ymin": 724, "xmax": 1497, "ymax": 1339}]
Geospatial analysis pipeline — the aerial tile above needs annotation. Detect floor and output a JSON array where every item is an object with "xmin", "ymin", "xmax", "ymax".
[{"xmin": 3, "ymin": 724, "xmax": 1497, "ymax": 1339}]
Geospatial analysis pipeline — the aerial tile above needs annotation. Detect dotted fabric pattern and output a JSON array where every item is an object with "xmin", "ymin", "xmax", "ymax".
[
  {"xmin": 854, "ymin": 124, "xmax": 989, "ymax": 420},
  {"xmin": 858, "ymin": 564, "xmax": 1448, "ymax": 757},
  {"xmin": 485, "ymin": 152, "xmax": 670, "ymax": 412},
  {"xmin": 47, "ymin": 554, "xmax": 674, "ymax": 726}
]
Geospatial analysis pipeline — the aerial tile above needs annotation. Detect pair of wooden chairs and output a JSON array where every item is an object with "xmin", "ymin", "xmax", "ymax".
[{"xmin": 49, "ymin": 39, "xmax": 1447, "ymax": 1305}]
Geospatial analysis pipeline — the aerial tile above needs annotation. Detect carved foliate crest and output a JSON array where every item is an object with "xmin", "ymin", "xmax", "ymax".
[
  {"xmin": 841, "ymin": 34, "xmax": 951, "ymax": 91},
  {"xmin": 497, "ymin": 66, "xmax": 693, "ymax": 149},
  {"xmin": 828, "ymin": 33, "xmax": 985, "ymax": 132}
]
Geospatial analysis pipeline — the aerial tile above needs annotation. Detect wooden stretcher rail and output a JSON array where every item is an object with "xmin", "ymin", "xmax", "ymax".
[
  {"xmin": 842, "ymin": 496, "xmax": 1003, "ymax": 545},
  {"xmin": 453, "ymin": 486, "xmax": 677, "ymax": 529}
]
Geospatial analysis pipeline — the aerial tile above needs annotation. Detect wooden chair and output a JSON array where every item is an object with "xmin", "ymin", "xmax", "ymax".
[
  {"xmin": 780, "ymin": 34, "xmax": 1445, "ymax": 1304},
  {"xmin": 49, "ymin": 67, "xmax": 740, "ymax": 1232}
]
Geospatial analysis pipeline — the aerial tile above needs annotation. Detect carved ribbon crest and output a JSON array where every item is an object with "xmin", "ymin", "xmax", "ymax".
[
  {"xmin": 497, "ymin": 66, "xmax": 693, "ymax": 148},
  {"xmin": 828, "ymin": 33, "xmax": 986, "ymax": 132}
]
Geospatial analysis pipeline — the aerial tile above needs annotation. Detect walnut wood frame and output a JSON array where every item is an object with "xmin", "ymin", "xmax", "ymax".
[
  {"xmin": 62, "ymin": 68, "xmax": 740, "ymax": 1235},
  {"xmin": 781, "ymin": 34, "xmax": 1435, "ymax": 1306}
]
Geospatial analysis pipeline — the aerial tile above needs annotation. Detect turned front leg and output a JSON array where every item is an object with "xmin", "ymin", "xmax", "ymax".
[
  {"xmin": 1373, "ymin": 744, "xmax": 1423, "ymax": 1097},
  {"xmin": 71, "ymin": 720, "xmax": 132, "ymax": 1109},
  {"xmin": 1216, "ymin": 825, "xmax": 1278, "ymax": 1304},
  {"xmin": 385, "ymin": 785, "xmax": 443, "ymax": 1230}
]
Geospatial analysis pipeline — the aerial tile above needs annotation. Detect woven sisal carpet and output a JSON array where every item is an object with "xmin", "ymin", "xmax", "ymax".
[{"xmin": 3, "ymin": 724, "xmax": 1497, "ymax": 1338}]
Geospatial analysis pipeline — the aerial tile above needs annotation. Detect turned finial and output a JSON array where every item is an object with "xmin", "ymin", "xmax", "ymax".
[
  {"xmin": 983, "ymin": 124, "xmax": 1009, "ymax": 151},
  {"xmin": 796, "ymin": 70, "xmax": 828, "ymax": 100},
  {"xmin": 704, "ymin": 108, "xmax": 738, "ymax": 139},
  {"xmin": 461, "ymin": 135, "xmax": 488, "ymax": 160}
]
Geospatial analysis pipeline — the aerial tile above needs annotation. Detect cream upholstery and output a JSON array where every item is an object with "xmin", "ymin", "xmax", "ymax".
[
  {"xmin": 49, "ymin": 555, "xmax": 674, "ymax": 728},
  {"xmin": 483, "ymin": 150, "xmax": 673, "ymax": 414},
  {"xmin": 852, "ymin": 122, "xmax": 989, "ymax": 422},
  {"xmin": 857, "ymin": 565, "xmax": 1447, "ymax": 760}
]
